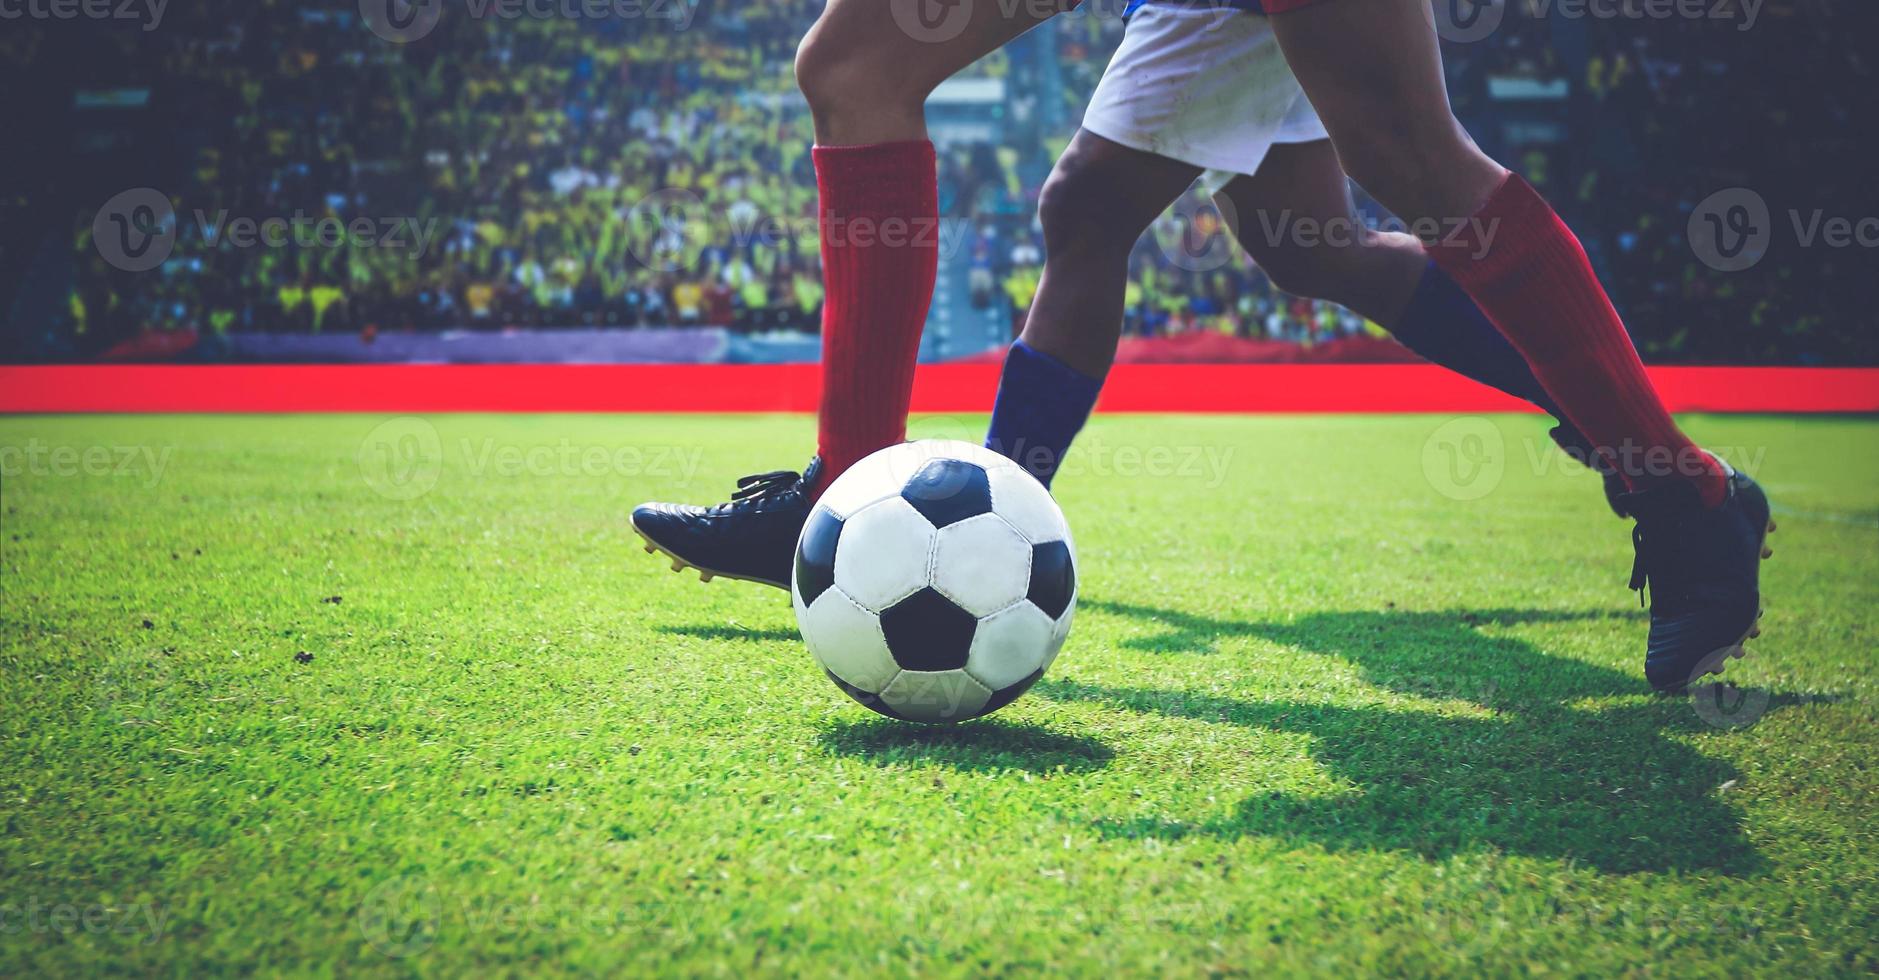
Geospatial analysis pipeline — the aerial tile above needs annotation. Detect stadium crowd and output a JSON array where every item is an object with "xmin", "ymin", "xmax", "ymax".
[{"xmin": 14, "ymin": 0, "xmax": 1869, "ymax": 363}]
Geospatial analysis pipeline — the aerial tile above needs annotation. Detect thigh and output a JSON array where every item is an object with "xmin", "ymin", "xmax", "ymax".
[
  {"xmin": 803, "ymin": 0, "xmax": 1077, "ymax": 99},
  {"xmin": 1217, "ymin": 139, "xmax": 1427, "ymax": 320},
  {"xmin": 1217, "ymin": 139, "xmax": 1359, "ymax": 246},
  {"xmin": 1049, "ymin": 130, "xmax": 1205, "ymax": 239},
  {"xmin": 1265, "ymin": 0, "xmax": 1503, "ymax": 222}
]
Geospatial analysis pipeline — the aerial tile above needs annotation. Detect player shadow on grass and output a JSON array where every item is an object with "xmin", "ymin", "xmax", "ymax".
[
  {"xmin": 1042, "ymin": 600, "xmax": 1818, "ymax": 874},
  {"xmin": 657, "ymin": 624, "xmax": 801, "ymax": 643},
  {"xmin": 818, "ymin": 717, "xmax": 1115, "ymax": 775}
]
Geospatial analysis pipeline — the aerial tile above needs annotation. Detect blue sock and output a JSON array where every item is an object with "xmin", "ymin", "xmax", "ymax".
[
  {"xmin": 985, "ymin": 340, "xmax": 1103, "ymax": 488},
  {"xmin": 1390, "ymin": 261, "xmax": 1595, "ymax": 452}
]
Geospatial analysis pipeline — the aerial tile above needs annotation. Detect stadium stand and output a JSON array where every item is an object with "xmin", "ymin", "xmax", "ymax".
[{"xmin": 2, "ymin": 0, "xmax": 1869, "ymax": 364}]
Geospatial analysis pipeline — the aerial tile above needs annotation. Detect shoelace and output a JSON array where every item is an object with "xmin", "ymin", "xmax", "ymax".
[
  {"xmin": 1629, "ymin": 524, "xmax": 1652, "ymax": 607},
  {"xmin": 1630, "ymin": 514, "xmax": 1698, "ymax": 609},
  {"xmin": 705, "ymin": 469, "xmax": 802, "ymax": 515}
]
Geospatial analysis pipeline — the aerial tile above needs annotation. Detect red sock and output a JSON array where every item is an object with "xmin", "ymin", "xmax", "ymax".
[
  {"xmin": 810, "ymin": 141, "xmax": 939, "ymax": 496},
  {"xmin": 1428, "ymin": 175, "xmax": 1726, "ymax": 507}
]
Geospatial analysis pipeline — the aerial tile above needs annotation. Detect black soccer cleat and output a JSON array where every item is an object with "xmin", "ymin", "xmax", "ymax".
[
  {"xmin": 629, "ymin": 458, "xmax": 820, "ymax": 590},
  {"xmin": 1616, "ymin": 463, "xmax": 1774, "ymax": 693}
]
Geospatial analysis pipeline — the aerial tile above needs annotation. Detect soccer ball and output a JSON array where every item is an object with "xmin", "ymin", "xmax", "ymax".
[{"xmin": 791, "ymin": 440, "xmax": 1077, "ymax": 723}]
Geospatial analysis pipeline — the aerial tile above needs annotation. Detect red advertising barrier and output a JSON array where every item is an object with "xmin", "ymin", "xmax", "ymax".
[{"xmin": 0, "ymin": 364, "xmax": 1874, "ymax": 414}]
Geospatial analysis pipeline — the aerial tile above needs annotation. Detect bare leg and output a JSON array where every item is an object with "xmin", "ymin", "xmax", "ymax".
[
  {"xmin": 1265, "ymin": 0, "xmax": 1505, "ymax": 229},
  {"xmin": 796, "ymin": 0, "xmax": 1077, "ymax": 145},
  {"xmin": 1217, "ymin": 140, "xmax": 1570, "ymax": 420},
  {"xmin": 1267, "ymin": 0, "xmax": 1722, "ymax": 500},
  {"xmin": 1214, "ymin": 140, "xmax": 1425, "ymax": 323},
  {"xmin": 783, "ymin": 0, "xmax": 1079, "ymax": 489},
  {"xmin": 1022, "ymin": 130, "xmax": 1204, "ymax": 378},
  {"xmin": 1266, "ymin": 0, "xmax": 1768, "ymax": 694}
]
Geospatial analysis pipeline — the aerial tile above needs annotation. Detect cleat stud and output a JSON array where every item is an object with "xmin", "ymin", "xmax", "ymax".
[
  {"xmin": 1767, "ymin": 520, "xmax": 1777, "ymax": 534},
  {"xmin": 1749, "ymin": 627, "xmax": 1762, "ymax": 639},
  {"xmin": 643, "ymin": 544, "xmax": 655, "ymax": 554},
  {"xmin": 700, "ymin": 572, "xmax": 714, "ymax": 583},
  {"xmin": 670, "ymin": 559, "xmax": 686, "ymax": 572},
  {"xmin": 1761, "ymin": 546, "xmax": 1774, "ymax": 559}
]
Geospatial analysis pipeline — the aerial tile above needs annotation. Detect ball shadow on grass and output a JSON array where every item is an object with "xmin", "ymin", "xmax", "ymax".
[
  {"xmin": 656, "ymin": 624, "xmax": 800, "ymax": 643},
  {"xmin": 817, "ymin": 716, "xmax": 1115, "ymax": 775}
]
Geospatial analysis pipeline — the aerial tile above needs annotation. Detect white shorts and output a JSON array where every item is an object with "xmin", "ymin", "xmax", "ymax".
[{"xmin": 1080, "ymin": 4, "xmax": 1330, "ymax": 193}]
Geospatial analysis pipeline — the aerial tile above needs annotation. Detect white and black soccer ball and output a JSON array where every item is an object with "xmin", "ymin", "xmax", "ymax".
[{"xmin": 792, "ymin": 440, "xmax": 1077, "ymax": 723}]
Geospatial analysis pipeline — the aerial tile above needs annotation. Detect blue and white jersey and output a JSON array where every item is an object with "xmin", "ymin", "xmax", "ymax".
[{"xmin": 1122, "ymin": 0, "xmax": 1266, "ymax": 18}]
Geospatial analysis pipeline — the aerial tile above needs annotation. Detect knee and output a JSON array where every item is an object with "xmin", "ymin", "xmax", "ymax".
[
  {"xmin": 1333, "ymin": 122, "xmax": 1480, "ymax": 224},
  {"xmin": 794, "ymin": 29, "xmax": 915, "ymax": 127},
  {"xmin": 1035, "ymin": 167, "xmax": 1090, "ymax": 253},
  {"xmin": 1037, "ymin": 152, "xmax": 1137, "ymax": 257},
  {"xmin": 792, "ymin": 29, "xmax": 854, "ymax": 117}
]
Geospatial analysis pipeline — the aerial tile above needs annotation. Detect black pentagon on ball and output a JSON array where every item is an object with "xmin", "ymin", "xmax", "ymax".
[
  {"xmin": 879, "ymin": 588, "xmax": 977, "ymax": 671},
  {"xmin": 900, "ymin": 458, "xmax": 993, "ymax": 529},
  {"xmin": 825, "ymin": 669, "xmax": 912, "ymax": 721},
  {"xmin": 1027, "ymin": 540, "xmax": 1076, "ymax": 619},
  {"xmin": 794, "ymin": 506, "xmax": 843, "ymax": 605},
  {"xmin": 979, "ymin": 666, "xmax": 1046, "ymax": 718}
]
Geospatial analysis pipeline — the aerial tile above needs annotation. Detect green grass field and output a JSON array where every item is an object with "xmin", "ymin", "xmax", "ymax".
[{"xmin": 2, "ymin": 412, "xmax": 1875, "ymax": 975}]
